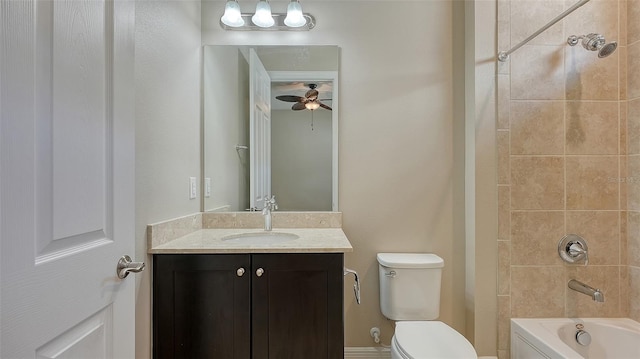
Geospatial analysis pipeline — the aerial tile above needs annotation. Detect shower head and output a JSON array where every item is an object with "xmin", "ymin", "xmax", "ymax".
[{"xmin": 567, "ymin": 33, "xmax": 617, "ymax": 58}]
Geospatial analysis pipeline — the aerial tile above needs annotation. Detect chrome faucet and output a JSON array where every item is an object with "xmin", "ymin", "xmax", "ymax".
[
  {"xmin": 262, "ymin": 195, "xmax": 278, "ymax": 231},
  {"xmin": 568, "ymin": 279, "xmax": 604, "ymax": 302}
]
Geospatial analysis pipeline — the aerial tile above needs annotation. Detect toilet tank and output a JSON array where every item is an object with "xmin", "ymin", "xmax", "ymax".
[{"xmin": 377, "ymin": 253, "xmax": 444, "ymax": 321}]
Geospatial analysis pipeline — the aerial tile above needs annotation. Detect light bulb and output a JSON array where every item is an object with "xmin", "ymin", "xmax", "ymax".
[
  {"xmin": 284, "ymin": 0, "xmax": 306, "ymax": 27},
  {"xmin": 252, "ymin": 0, "xmax": 274, "ymax": 28},
  {"xmin": 305, "ymin": 101, "xmax": 320, "ymax": 110},
  {"xmin": 220, "ymin": 0, "xmax": 244, "ymax": 28}
]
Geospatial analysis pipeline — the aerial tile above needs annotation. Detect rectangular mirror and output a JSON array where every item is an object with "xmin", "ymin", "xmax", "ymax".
[{"xmin": 203, "ymin": 45, "xmax": 339, "ymax": 212}]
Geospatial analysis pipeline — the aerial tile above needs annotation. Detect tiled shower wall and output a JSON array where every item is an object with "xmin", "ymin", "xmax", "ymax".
[
  {"xmin": 496, "ymin": 0, "xmax": 639, "ymax": 357},
  {"xmin": 627, "ymin": 0, "xmax": 640, "ymax": 321}
]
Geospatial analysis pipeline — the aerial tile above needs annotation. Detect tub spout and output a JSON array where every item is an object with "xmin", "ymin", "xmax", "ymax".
[{"xmin": 568, "ymin": 279, "xmax": 604, "ymax": 302}]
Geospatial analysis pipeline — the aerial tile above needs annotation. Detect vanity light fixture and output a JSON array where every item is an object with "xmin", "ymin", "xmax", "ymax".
[
  {"xmin": 219, "ymin": 0, "xmax": 315, "ymax": 31},
  {"xmin": 251, "ymin": 0, "xmax": 275, "ymax": 28},
  {"xmin": 284, "ymin": 0, "xmax": 306, "ymax": 27},
  {"xmin": 221, "ymin": 0, "xmax": 244, "ymax": 27}
]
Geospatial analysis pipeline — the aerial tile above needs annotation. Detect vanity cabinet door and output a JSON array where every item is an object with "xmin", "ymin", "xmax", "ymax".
[
  {"xmin": 153, "ymin": 254, "xmax": 251, "ymax": 359},
  {"xmin": 251, "ymin": 253, "xmax": 344, "ymax": 359}
]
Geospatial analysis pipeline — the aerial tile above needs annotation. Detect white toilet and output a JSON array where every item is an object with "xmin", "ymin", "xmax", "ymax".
[{"xmin": 377, "ymin": 253, "xmax": 478, "ymax": 359}]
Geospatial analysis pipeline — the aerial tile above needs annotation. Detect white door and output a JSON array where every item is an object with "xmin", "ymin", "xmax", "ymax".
[
  {"xmin": 1, "ymin": 0, "xmax": 137, "ymax": 357},
  {"xmin": 249, "ymin": 49, "xmax": 272, "ymax": 210}
]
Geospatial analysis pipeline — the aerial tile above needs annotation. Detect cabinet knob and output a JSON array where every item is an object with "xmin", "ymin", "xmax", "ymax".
[
  {"xmin": 237, "ymin": 267, "xmax": 245, "ymax": 277},
  {"xmin": 256, "ymin": 268, "xmax": 264, "ymax": 277}
]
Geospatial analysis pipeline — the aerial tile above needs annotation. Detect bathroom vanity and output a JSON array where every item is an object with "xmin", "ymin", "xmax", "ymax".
[{"xmin": 148, "ymin": 212, "xmax": 352, "ymax": 359}]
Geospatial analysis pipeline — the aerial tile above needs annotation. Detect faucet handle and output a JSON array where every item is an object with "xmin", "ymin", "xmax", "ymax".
[
  {"xmin": 266, "ymin": 195, "xmax": 278, "ymax": 209},
  {"xmin": 569, "ymin": 243, "xmax": 589, "ymax": 266},
  {"xmin": 558, "ymin": 234, "xmax": 589, "ymax": 266}
]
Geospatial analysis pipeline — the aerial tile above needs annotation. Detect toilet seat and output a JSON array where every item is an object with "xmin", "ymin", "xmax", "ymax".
[{"xmin": 392, "ymin": 321, "xmax": 477, "ymax": 359}]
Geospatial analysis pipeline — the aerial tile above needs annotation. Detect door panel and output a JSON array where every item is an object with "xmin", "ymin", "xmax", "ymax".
[
  {"xmin": 36, "ymin": 306, "xmax": 113, "ymax": 359},
  {"xmin": 0, "ymin": 0, "xmax": 135, "ymax": 356},
  {"xmin": 249, "ymin": 49, "xmax": 271, "ymax": 210},
  {"xmin": 251, "ymin": 253, "xmax": 344, "ymax": 359},
  {"xmin": 153, "ymin": 254, "xmax": 251, "ymax": 359}
]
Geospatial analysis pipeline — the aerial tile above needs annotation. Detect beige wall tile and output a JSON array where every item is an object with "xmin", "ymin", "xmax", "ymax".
[
  {"xmin": 630, "ymin": 266, "xmax": 640, "ymax": 321},
  {"xmin": 621, "ymin": 101, "xmax": 628, "ymax": 155},
  {"xmin": 566, "ymin": 211, "xmax": 620, "ymax": 265},
  {"xmin": 621, "ymin": 265, "xmax": 630, "ymax": 317},
  {"xmin": 621, "ymin": 211, "xmax": 628, "ymax": 265},
  {"xmin": 498, "ymin": 241, "xmax": 511, "ymax": 295},
  {"xmin": 498, "ymin": 295, "xmax": 510, "ymax": 351},
  {"xmin": 628, "ymin": 155, "xmax": 640, "ymax": 209},
  {"xmin": 511, "ymin": 157, "xmax": 564, "ymax": 209},
  {"xmin": 629, "ymin": 0, "xmax": 640, "ymax": 44},
  {"xmin": 511, "ymin": 45, "xmax": 565, "ymax": 100},
  {"xmin": 565, "ymin": 48, "xmax": 619, "ymax": 101},
  {"xmin": 621, "ymin": 0, "xmax": 628, "ymax": 46},
  {"xmin": 629, "ymin": 42, "xmax": 640, "ymax": 99},
  {"xmin": 566, "ymin": 102, "xmax": 619, "ymax": 155},
  {"xmin": 566, "ymin": 156, "xmax": 619, "ymax": 210},
  {"xmin": 498, "ymin": 131, "xmax": 511, "ymax": 184},
  {"xmin": 510, "ymin": 0, "xmax": 564, "ymax": 46},
  {"xmin": 621, "ymin": 46, "xmax": 628, "ymax": 100},
  {"xmin": 621, "ymin": 154, "xmax": 628, "ymax": 208},
  {"xmin": 629, "ymin": 211, "xmax": 640, "ymax": 266},
  {"xmin": 511, "ymin": 211, "xmax": 564, "ymax": 265},
  {"xmin": 498, "ymin": 75, "xmax": 511, "ymax": 129},
  {"xmin": 628, "ymin": 99, "xmax": 640, "ymax": 154},
  {"xmin": 565, "ymin": 266, "xmax": 622, "ymax": 317},
  {"xmin": 511, "ymin": 101, "xmax": 564, "ymax": 155},
  {"xmin": 498, "ymin": 0, "xmax": 510, "ymax": 54},
  {"xmin": 565, "ymin": 0, "xmax": 619, "ymax": 43},
  {"xmin": 511, "ymin": 266, "xmax": 565, "ymax": 317},
  {"xmin": 498, "ymin": 186, "xmax": 511, "ymax": 240}
]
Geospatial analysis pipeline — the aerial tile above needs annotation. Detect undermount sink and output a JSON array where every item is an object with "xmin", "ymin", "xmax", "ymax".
[{"xmin": 221, "ymin": 232, "xmax": 299, "ymax": 245}]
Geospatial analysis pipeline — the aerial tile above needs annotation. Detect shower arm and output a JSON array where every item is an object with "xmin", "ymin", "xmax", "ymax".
[{"xmin": 497, "ymin": 0, "xmax": 591, "ymax": 62}]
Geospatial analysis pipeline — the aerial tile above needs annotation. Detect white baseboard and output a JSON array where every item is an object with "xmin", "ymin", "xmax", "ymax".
[{"xmin": 344, "ymin": 347, "xmax": 392, "ymax": 358}]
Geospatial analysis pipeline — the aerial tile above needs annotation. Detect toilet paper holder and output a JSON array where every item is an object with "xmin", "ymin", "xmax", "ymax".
[{"xmin": 344, "ymin": 268, "xmax": 361, "ymax": 304}]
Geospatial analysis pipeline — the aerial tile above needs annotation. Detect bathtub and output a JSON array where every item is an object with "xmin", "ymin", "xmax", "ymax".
[{"xmin": 511, "ymin": 318, "xmax": 640, "ymax": 359}]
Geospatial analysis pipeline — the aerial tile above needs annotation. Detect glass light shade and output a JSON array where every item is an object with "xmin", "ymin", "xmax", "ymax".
[
  {"xmin": 251, "ymin": 1, "xmax": 275, "ymax": 28},
  {"xmin": 284, "ymin": 1, "xmax": 306, "ymax": 27},
  {"xmin": 220, "ymin": 0, "xmax": 244, "ymax": 27},
  {"xmin": 305, "ymin": 101, "xmax": 320, "ymax": 110}
]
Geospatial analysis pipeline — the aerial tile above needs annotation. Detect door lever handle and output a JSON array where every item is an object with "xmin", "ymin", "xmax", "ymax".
[{"xmin": 117, "ymin": 255, "xmax": 145, "ymax": 279}]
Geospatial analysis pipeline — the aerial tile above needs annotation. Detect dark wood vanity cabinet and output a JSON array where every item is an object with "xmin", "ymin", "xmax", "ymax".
[{"xmin": 153, "ymin": 253, "xmax": 344, "ymax": 359}]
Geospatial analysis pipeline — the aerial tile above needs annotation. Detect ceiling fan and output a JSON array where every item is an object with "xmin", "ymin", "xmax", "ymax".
[{"xmin": 275, "ymin": 83, "xmax": 332, "ymax": 111}]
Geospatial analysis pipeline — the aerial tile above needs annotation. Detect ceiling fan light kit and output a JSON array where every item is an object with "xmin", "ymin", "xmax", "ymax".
[{"xmin": 220, "ymin": 0, "xmax": 315, "ymax": 31}]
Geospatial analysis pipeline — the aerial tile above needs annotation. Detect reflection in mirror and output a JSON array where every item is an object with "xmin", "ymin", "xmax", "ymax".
[{"xmin": 203, "ymin": 45, "xmax": 339, "ymax": 213}]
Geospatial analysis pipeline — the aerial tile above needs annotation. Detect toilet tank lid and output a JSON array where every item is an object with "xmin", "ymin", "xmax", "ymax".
[{"xmin": 377, "ymin": 253, "xmax": 444, "ymax": 268}]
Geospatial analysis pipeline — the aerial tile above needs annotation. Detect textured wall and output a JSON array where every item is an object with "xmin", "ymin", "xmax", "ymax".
[{"xmin": 497, "ymin": 0, "xmax": 630, "ymax": 357}]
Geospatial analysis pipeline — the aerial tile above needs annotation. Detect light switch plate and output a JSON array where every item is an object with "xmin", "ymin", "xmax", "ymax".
[
  {"xmin": 189, "ymin": 177, "xmax": 197, "ymax": 199},
  {"xmin": 205, "ymin": 178, "xmax": 211, "ymax": 198}
]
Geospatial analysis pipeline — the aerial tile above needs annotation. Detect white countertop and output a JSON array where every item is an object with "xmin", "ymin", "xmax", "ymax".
[{"xmin": 149, "ymin": 227, "xmax": 353, "ymax": 254}]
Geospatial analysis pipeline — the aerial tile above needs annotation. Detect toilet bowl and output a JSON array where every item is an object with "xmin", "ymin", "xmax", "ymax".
[
  {"xmin": 391, "ymin": 321, "xmax": 477, "ymax": 359},
  {"xmin": 377, "ymin": 253, "xmax": 478, "ymax": 359}
]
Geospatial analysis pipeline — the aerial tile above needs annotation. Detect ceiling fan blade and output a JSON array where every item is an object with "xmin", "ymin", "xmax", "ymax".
[
  {"xmin": 319, "ymin": 102, "xmax": 332, "ymax": 111},
  {"xmin": 292, "ymin": 102, "xmax": 306, "ymax": 110},
  {"xmin": 276, "ymin": 95, "xmax": 305, "ymax": 103}
]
